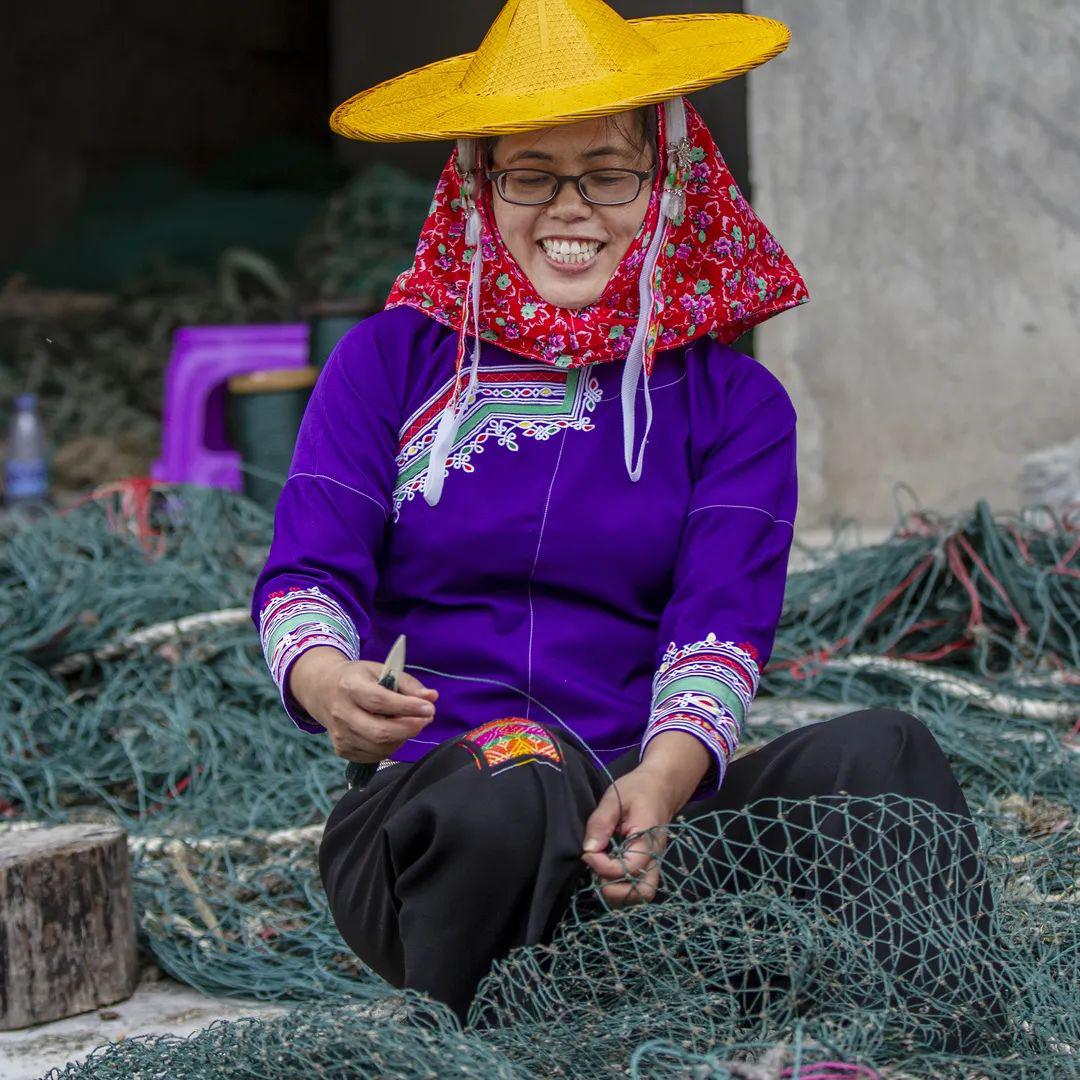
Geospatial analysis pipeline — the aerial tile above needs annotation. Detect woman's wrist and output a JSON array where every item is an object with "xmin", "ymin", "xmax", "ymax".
[
  {"xmin": 637, "ymin": 730, "xmax": 713, "ymax": 809},
  {"xmin": 287, "ymin": 646, "xmax": 352, "ymax": 726}
]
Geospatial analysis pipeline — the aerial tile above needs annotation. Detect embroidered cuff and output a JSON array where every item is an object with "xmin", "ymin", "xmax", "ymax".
[
  {"xmin": 638, "ymin": 634, "xmax": 761, "ymax": 799},
  {"xmin": 257, "ymin": 585, "xmax": 361, "ymax": 733}
]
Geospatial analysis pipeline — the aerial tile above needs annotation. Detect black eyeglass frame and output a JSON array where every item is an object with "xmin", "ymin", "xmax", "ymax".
[{"xmin": 485, "ymin": 165, "xmax": 657, "ymax": 207}]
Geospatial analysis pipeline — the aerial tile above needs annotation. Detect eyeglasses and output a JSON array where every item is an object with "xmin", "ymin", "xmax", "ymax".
[{"xmin": 485, "ymin": 165, "xmax": 656, "ymax": 207}]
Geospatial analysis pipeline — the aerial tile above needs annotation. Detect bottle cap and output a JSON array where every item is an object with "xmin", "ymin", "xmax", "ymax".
[{"xmin": 14, "ymin": 392, "xmax": 37, "ymax": 410}]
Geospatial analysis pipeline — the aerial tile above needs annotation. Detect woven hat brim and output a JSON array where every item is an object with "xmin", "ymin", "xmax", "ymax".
[{"xmin": 330, "ymin": 13, "xmax": 789, "ymax": 143}]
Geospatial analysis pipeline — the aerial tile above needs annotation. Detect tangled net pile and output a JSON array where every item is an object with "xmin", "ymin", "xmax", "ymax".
[
  {"xmin": 296, "ymin": 161, "xmax": 432, "ymax": 306},
  {"xmin": 1, "ymin": 483, "xmax": 1076, "ymax": 1078}
]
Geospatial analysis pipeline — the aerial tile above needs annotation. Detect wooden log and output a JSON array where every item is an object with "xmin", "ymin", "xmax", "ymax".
[{"xmin": 0, "ymin": 823, "xmax": 137, "ymax": 1029}]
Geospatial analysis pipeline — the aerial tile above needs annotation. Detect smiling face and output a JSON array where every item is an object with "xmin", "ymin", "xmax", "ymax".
[{"xmin": 484, "ymin": 108, "xmax": 657, "ymax": 310}]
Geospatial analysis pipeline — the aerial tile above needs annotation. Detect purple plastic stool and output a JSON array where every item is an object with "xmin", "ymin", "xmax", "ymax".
[{"xmin": 151, "ymin": 324, "xmax": 309, "ymax": 491}]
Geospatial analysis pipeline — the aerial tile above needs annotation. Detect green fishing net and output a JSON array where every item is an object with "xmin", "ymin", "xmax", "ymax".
[
  {"xmin": 296, "ymin": 161, "xmax": 433, "ymax": 307},
  {"xmin": 2, "ymin": 485, "xmax": 1077, "ymax": 1078}
]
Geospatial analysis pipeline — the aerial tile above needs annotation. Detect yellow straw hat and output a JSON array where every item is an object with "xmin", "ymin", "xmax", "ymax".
[{"xmin": 330, "ymin": 0, "xmax": 790, "ymax": 142}]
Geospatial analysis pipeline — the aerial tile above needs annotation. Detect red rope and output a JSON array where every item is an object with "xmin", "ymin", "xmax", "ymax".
[
  {"xmin": 945, "ymin": 535, "xmax": 983, "ymax": 637},
  {"xmin": 954, "ymin": 533, "xmax": 1029, "ymax": 637},
  {"xmin": 60, "ymin": 475, "xmax": 169, "ymax": 562},
  {"xmin": 770, "ymin": 513, "xmax": 1069, "ymax": 680},
  {"xmin": 902, "ymin": 638, "xmax": 972, "ymax": 663},
  {"xmin": 1004, "ymin": 523, "xmax": 1034, "ymax": 565},
  {"xmin": 1052, "ymin": 535, "xmax": 1080, "ymax": 580},
  {"xmin": 895, "ymin": 509, "xmax": 939, "ymax": 539},
  {"xmin": 863, "ymin": 553, "xmax": 936, "ymax": 627},
  {"xmin": 145, "ymin": 764, "xmax": 205, "ymax": 815},
  {"xmin": 775, "ymin": 645, "xmax": 843, "ymax": 682}
]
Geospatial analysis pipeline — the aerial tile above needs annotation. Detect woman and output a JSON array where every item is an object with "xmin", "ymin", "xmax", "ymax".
[{"xmin": 251, "ymin": 0, "xmax": 986, "ymax": 1030}]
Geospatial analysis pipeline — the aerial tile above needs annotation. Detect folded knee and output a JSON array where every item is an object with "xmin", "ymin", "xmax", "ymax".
[{"xmin": 828, "ymin": 708, "xmax": 933, "ymax": 753}]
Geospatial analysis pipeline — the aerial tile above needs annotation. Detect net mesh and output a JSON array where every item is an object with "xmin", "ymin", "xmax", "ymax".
[
  {"xmin": 296, "ymin": 161, "xmax": 432, "ymax": 306},
  {"xmin": 0, "ymin": 484, "xmax": 1076, "ymax": 1078}
]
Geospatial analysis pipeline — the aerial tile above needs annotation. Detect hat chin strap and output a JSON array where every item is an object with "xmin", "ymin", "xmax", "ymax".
[
  {"xmin": 423, "ymin": 143, "xmax": 484, "ymax": 507},
  {"xmin": 423, "ymin": 96, "xmax": 687, "ymax": 507},
  {"xmin": 621, "ymin": 95, "xmax": 687, "ymax": 484}
]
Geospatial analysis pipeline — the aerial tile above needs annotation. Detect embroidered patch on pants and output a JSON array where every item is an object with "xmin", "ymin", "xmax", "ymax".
[{"xmin": 456, "ymin": 717, "xmax": 563, "ymax": 775}]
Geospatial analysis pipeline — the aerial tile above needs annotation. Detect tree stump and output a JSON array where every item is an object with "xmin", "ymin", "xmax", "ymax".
[{"xmin": 0, "ymin": 823, "xmax": 137, "ymax": 1029}]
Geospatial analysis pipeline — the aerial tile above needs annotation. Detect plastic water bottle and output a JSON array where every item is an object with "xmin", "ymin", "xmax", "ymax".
[{"xmin": 3, "ymin": 393, "xmax": 50, "ymax": 509}]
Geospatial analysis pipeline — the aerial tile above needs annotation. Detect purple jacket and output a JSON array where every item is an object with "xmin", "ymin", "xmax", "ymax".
[{"xmin": 251, "ymin": 304, "xmax": 797, "ymax": 799}]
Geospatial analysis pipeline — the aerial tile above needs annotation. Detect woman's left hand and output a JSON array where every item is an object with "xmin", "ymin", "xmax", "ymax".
[{"xmin": 580, "ymin": 763, "xmax": 684, "ymax": 908}]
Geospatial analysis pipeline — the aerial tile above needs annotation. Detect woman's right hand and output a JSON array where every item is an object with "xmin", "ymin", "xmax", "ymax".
[{"xmin": 288, "ymin": 647, "xmax": 438, "ymax": 762}]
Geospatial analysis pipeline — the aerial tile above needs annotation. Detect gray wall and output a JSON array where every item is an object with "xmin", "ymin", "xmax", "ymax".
[{"xmin": 748, "ymin": 1, "xmax": 1079, "ymax": 526}]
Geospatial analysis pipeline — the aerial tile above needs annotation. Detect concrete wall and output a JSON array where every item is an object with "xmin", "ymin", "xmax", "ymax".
[{"xmin": 747, "ymin": 1, "xmax": 1080, "ymax": 526}]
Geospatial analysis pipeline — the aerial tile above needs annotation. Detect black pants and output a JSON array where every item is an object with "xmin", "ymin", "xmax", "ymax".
[{"xmin": 319, "ymin": 709, "xmax": 996, "ymax": 1038}]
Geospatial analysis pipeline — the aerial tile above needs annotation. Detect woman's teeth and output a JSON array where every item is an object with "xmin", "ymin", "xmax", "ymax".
[{"xmin": 539, "ymin": 239, "xmax": 603, "ymax": 265}]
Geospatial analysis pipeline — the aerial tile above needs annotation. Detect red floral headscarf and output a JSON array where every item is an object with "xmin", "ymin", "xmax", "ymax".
[
  {"xmin": 385, "ymin": 95, "xmax": 808, "ymax": 375},
  {"xmin": 383, "ymin": 95, "xmax": 809, "ymax": 506}
]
